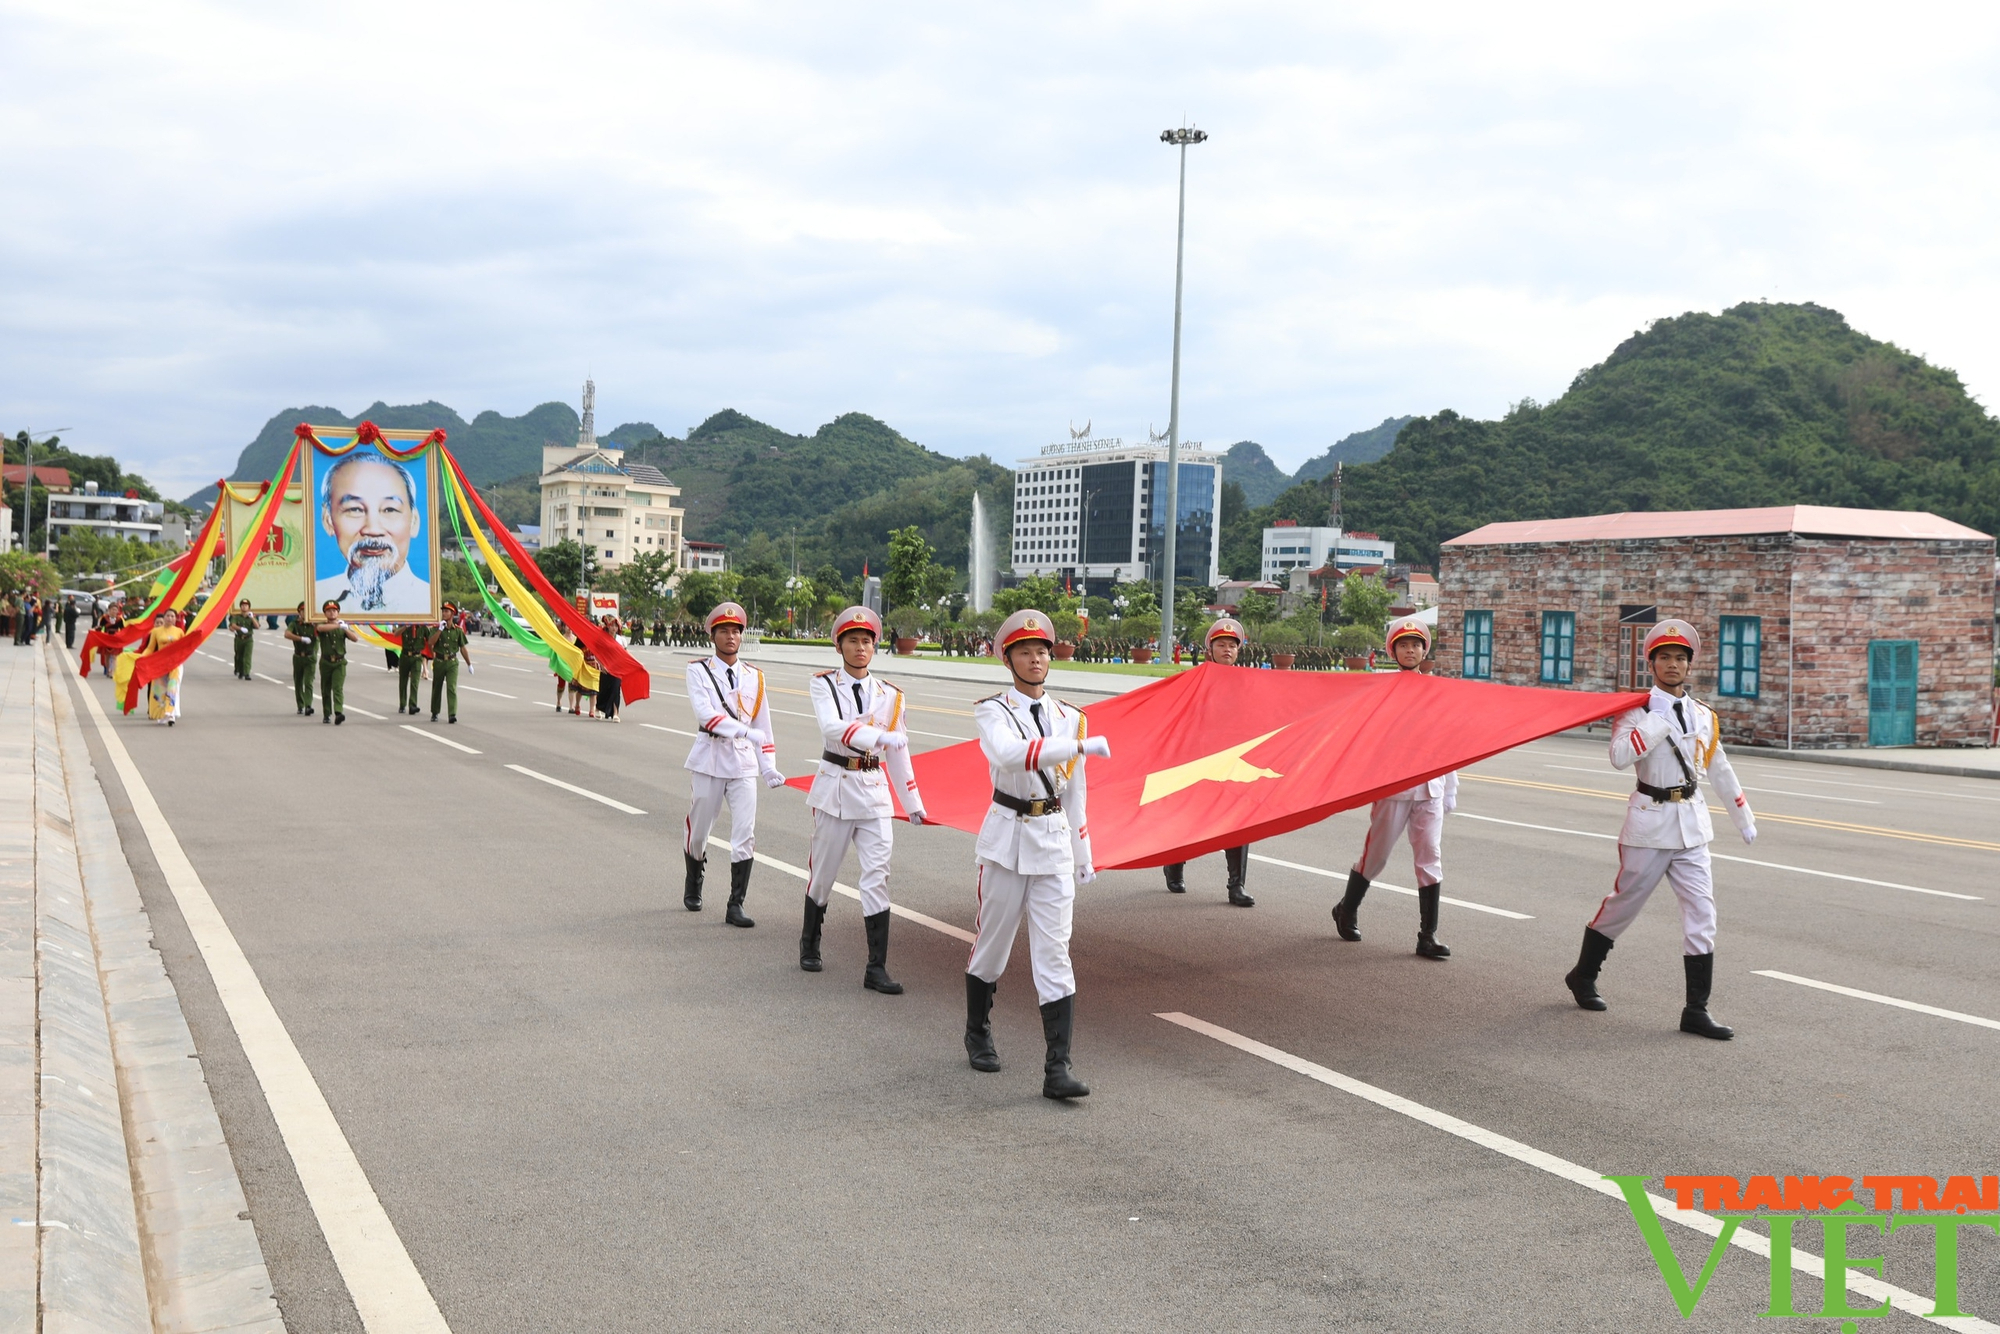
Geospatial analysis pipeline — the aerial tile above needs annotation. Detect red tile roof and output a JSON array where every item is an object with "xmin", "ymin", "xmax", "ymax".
[
  {"xmin": 2, "ymin": 465, "xmax": 71, "ymax": 488},
  {"xmin": 1444, "ymin": 505, "xmax": 1990, "ymax": 546}
]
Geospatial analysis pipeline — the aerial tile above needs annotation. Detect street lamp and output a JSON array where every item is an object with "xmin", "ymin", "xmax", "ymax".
[{"xmin": 1158, "ymin": 126, "xmax": 1205, "ymax": 661}]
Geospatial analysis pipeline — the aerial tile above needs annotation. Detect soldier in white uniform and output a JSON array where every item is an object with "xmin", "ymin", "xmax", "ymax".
[
  {"xmin": 681, "ymin": 602, "xmax": 784, "ymax": 927},
  {"xmin": 1332, "ymin": 615, "xmax": 1457, "ymax": 959},
  {"xmin": 1564, "ymin": 619, "xmax": 1755, "ymax": 1040},
  {"xmin": 801, "ymin": 606, "xmax": 930, "ymax": 993},
  {"xmin": 963, "ymin": 609, "xmax": 1111, "ymax": 1101},
  {"xmin": 1161, "ymin": 617, "xmax": 1256, "ymax": 907}
]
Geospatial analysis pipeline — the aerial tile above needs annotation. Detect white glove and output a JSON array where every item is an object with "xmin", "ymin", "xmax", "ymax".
[
  {"xmin": 1741, "ymin": 824, "xmax": 1757, "ymax": 845},
  {"xmin": 763, "ymin": 770, "xmax": 786, "ymax": 789},
  {"xmin": 879, "ymin": 732, "xmax": 908, "ymax": 752},
  {"xmin": 907, "ymin": 809, "xmax": 927, "ymax": 826},
  {"xmin": 745, "ymin": 728, "xmax": 769, "ymax": 747},
  {"xmin": 1076, "ymin": 866, "xmax": 1098, "ymax": 884},
  {"xmin": 712, "ymin": 718, "xmax": 749, "ymax": 740},
  {"xmin": 1081, "ymin": 736, "xmax": 1111, "ymax": 759}
]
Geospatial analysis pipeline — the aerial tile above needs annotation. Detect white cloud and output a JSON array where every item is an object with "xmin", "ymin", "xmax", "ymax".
[{"xmin": 5, "ymin": 0, "xmax": 2000, "ymax": 495}]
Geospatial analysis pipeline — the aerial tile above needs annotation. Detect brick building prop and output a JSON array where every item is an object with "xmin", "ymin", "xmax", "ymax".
[{"xmin": 1438, "ymin": 506, "xmax": 1996, "ymax": 749}]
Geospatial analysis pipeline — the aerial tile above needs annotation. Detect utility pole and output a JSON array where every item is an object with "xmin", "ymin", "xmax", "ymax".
[{"xmin": 1158, "ymin": 126, "xmax": 1206, "ymax": 659}]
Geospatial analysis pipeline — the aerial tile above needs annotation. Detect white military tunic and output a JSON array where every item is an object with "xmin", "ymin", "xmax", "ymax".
[
  {"xmin": 966, "ymin": 688, "xmax": 1095, "ymax": 1005},
  {"xmin": 805, "ymin": 669, "xmax": 926, "ymax": 916},
  {"xmin": 1588, "ymin": 687, "xmax": 1756, "ymax": 954},
  {"xmin": 682, "ymin": 655, "xmax": 780, "ymax": 862}
]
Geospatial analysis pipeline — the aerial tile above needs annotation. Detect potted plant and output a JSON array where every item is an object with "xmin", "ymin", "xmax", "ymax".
[
  {"xmin": 1261, "ymin": 621, "xmax": 1305, "ymax": 670},
  {"xmin": 884, "ymin": 605, "xmax": 926, "ymax": 654},
  {"xmin": 1330, "ymin": 624, "xmax": 1378, "ymax": 670},
  {"xmin": 1050, "ymin": 610, "xmax": 1082, "ymax": 659},
  {"xmin": 1124, "ymin": 612, "xmax": 1161, "ymax": 663}
]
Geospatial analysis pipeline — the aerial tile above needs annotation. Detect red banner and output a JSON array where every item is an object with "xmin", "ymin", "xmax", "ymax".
[
  {"xmin": 437, "ymin": 445, "xmax": 651, "ymax": 703},
  {"xmin": 893, "ymin": 665, "xmax": 1645, "ymax": 869}
]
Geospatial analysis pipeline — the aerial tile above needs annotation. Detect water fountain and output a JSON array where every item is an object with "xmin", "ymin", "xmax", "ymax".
[{"xmin": 969, "ymin": 492, "xmax": 994, "ymax": 612}]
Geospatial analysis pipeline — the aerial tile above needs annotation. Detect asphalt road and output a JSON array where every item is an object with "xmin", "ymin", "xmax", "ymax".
[{"xmin": 61, "ymin": 633, "xmax": 2000, "ymax": 1332}]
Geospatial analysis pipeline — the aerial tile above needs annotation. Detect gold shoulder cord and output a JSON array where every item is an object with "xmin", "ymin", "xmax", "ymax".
[{"xmin": 1059, "ymin": 703, "xmax": 1085, "ymax": 783}]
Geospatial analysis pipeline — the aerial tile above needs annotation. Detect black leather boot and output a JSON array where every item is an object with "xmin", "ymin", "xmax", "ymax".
[
  {"xmin": 1040, "ymin": 995, "xmax": 1089, "ymax": 1100},
  {"xmin": 1415, "ymin": 882, "xmax": 1450, "ymax": 959},
  {"xmin": 1163, "ymin": 863, "xmax": 1187, "ymax": 894},
  {"xmin": 862, "ymin": 910, "xmax": 902, "ymax": 994},
  {"xmin": 1680, "ymin": 953, "xmax": 1734, "ymax": 1040},
  {"xmin": 1565, "ymin": 928, "xmax": 1614, "ymax": 1010},
  {"xmin": 1333, "ymin": 870, "xmax": 1368, "ymax": 941},
  {"xmin": 725, "ymin": 859, "xmax": 755, "ymax": 928},
  {"xmin": 799, "ymin": 895, "xmax": 825, "ymax": 972},
  {"xmin": 1225, "ymin": 845, "xmax": 1254, "ymax": 906},
  {"xmin": 683, "ymin": 853, "xmax": 705, "ymax": 912},
  {"xmin": 964, "ymin": 975, "xmax": 1000, "ymax": 1072}
]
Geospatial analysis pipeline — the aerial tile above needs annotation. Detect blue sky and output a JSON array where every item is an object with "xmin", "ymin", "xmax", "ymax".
[{"xmin": 6, "ymin": 1, "xmax": 2000, "ymax": 499}]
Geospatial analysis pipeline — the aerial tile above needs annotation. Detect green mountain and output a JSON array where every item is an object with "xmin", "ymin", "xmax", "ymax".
[
  {"xmin": 1219, "ymin": 441, "xmax": 1294, "ymax": 506},
  {"xmin": 615, "ymin": 410, "xmax": 1010, "ymax": 575},
  {"xmin": 1294, "ymin": 415, "xmax": 1412, "ymax": 483},
  {"xmin": 185, "ymin": 399, "xmax": 584, "ymax": 507},
  {"xmin": 1230, "ymin": 302, "xmax": 2000, "ymax": 573}
]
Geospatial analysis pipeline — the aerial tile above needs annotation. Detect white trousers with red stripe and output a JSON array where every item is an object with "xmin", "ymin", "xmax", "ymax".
[
  {"xmin": 1588, "ymin": 843, "xmax": 1717, "ymax": 955},
  {"xmin": 966, "ymin": 861, "xmax": 1075, "ymax": 1005},
  {"xmin": 1352, "ymin": 794, "xmax": 1445, "ymax": 886},
  {"xmin": 684, "ymin": 772, "xmax": 757, "ymax": 862},
  {"xmin": 807, "ymin": 811, "xmax": 893, "ymax": 915}
]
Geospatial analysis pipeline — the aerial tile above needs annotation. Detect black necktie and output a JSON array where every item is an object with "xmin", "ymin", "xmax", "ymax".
[
  {"xmin": 727, "ymin": 666, "xmax": 737, "ymax": 691},
  {"xmin": 1673, "ymin": 700, "xmax": 1687, "ymax": 732},
  {"xmin": 853, "ymin": 683, "xmax": 864, "ymax": 716},
  {"xmin": 1029, "ymin": 701, "xmax": 1046, "ymax": 737}
]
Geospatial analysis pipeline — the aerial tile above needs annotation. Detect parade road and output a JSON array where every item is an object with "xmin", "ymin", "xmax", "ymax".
[{"xmin": 63, "ymin": 638, "xmax": 1999, "ymax": 1333}]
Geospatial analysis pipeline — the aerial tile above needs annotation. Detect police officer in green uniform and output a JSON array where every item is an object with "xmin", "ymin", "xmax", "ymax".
[
  {"xmin": 227, "ymin": 599, "xmax": 258, "ymax": 679},
  {"xmin": 283, "ymin": 602, "xmax": 317, "ymax": 715},
  {"xmin": 428, "ymin": 603, "xmax": 472, "ymax": 723},
  {"xmin": 398, "ymin": 618, "xmax": 432, "ymax": 715},
  {"xmin": 316, "ymin": 600, "xmax": 359, "ymax": 725}
]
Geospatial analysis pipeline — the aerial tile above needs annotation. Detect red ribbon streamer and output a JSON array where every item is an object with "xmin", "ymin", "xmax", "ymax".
[
  {"xmin": 122, "ymin": 440, "xmax": 304, "ymax": 712},
  {"xmin": 437, "ymin": 445, "xmax": 650, "ymax": 703}
]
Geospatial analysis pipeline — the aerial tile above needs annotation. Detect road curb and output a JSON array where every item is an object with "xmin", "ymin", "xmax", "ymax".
[
  {"xmin": 1729, "ymin": 745, "xmax": 2000, "ymax": 781},
  {"xmin": 37, "ymin": 644, "xmax": 284, "ymax": 1333}
]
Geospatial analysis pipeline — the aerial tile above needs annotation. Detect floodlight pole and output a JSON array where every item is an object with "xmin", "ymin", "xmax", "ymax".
[{"xmin": 1158, "ymin": 126, "xmax": 1205, "ymax": 660}]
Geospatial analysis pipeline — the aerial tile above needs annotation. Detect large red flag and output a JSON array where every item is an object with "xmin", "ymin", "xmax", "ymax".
[{"xmin": 886, "ymin": 665, "xmax": 1645, "ymax": 869}]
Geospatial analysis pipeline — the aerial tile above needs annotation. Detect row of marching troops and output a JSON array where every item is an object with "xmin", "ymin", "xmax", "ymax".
[
  {"xmin": 223, "ymin": 597, "xmax": 474, "ymax": 725},
  {"xmin": 672, "ymin": 597, "xmax": 1757, "ymax": 1102}
]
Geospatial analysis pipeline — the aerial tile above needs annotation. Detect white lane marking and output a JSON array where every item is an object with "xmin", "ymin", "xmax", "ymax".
[
  {"xmin": 73, "ymin": 674, "xmax": 453, "ymax": 1332},
  {"xmin": 401, "ymin": 724, "xmax": 481, "ymax": 755},
  {"xmin": 344, "ymin": 706, "xmax": 387, "ymax": 720},
  {"xmin": 1737, "ymin": 784, "xmax": 1880, "ymax": 804},
  {"xmin": 1452, "ymin": 811, "xmax": 1615, "ymax": 839},
  {"xmin": 504, "ymin": 764, "xmax": 647, "ymax": 814},
  {"xmin": 1754, "ymin": 971, "xmax": 2000, "ymax": 1032},
  {"xmin": 460, "ymin": 686, "xmax": 516, "ymax": 699},
  {"xmin": 484, "ymin": 663, "xmax": 533, "ymax": 672},
  {"xmin": 1541, "ymin": 764, "xmax": 1881, "ymax": 804},
  {"xmin": 1732, "ymin": 769, "xmax": 2000, "ymax": 802},
  {"xmin": 641, "ymin": 723, "xmax": 698, "ymax": 738},
  {"xmin": 1248, "ymin": 853, "xmax": 1532, "ymax": 919},
  {"xmin": 1449, "ymin": 812, "xmax": 1980, "ymax": 900},
  {"xmin": 710, "ymin": 837, "xmax": 976, "ymax": 943},
  {"xmin": 1155, "ymin": 1012, "xmax": 1990, "ymax": 1333},
  {"xmin": 254, "ymin": 672, "xmax": 287, "ymax": 686}
]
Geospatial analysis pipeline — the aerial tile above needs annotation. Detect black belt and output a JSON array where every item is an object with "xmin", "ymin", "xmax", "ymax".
[
  {"xmin": 1637, "ymin": 780, "xmax": 1699, "ymax": 803},
  {"xmin": 822, "ymin": 750, "xmax": 881, "ymax": 771},
  {"xmin": 992, "ymin": 790, "xmax": 1062, "ymax": 818}
]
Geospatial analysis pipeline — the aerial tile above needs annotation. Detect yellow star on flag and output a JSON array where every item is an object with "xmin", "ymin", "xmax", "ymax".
[{"xmin": 1140, "ymin": 728, "xmax": 1286, "ymax": 806}]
